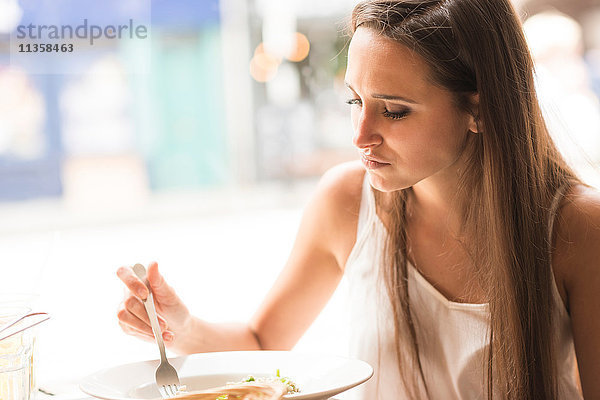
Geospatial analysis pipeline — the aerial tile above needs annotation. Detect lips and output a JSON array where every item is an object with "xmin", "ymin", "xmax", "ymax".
[
  {"xmin": 360, "ymin": 153, "xmax": 391, "ymax": 170},
  {"xmin": 361, "ymin": 154, "xmax": 390, "ymax": 164}
]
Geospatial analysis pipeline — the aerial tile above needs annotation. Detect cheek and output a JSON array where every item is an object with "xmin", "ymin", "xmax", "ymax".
[
  {"xmin": 425, "ymin": 126, "xmax": 466, "ymax": 152},
  {"xmin": 397, "ymin": 118, "xmax": 469, "ymax": 166},
  {"xmin": 424, "ymin": 108, "xmax": 468, "ymax": 144}
]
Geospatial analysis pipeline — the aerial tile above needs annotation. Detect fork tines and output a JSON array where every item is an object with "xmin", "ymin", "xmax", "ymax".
[{"xmin": 159, "ymin": 384, "xmax": 180, "ymax": 399}]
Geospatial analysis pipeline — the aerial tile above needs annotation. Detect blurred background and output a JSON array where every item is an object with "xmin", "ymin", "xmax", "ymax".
[{"xmin": 0, "ymin": 0, "xmax": 598, "ymax": 394}]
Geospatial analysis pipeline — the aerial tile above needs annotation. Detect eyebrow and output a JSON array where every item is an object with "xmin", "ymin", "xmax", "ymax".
[{"xmin": 344, "ymin": 81, "xmax": 419, "ymax": 105}]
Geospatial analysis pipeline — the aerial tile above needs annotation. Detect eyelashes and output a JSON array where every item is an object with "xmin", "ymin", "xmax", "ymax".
[
  {"xmin": 345, "ymin": 98, "xmax": 411, "ymax": 121},
  {"xmin": 382, "ymin": 109, "xmax": 410, "ymax": 120}
]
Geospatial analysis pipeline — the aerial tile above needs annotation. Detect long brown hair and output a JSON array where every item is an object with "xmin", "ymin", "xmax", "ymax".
[{"xmin": 350, "ymin": 1, "xmax": 581, "ymax": 399}]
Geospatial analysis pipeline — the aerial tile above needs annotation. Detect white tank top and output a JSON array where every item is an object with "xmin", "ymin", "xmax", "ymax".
[{"xmin": 342, "ymin": 173, "xmax": 582, "ymax": 399}]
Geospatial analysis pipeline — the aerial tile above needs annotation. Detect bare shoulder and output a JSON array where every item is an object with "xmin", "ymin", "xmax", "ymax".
[
  {"xmin": 554, "ymin": 184, "xmax": 600, "ymax": 393},
  {"xmin": 315, "ymin": 160, "xmax": 365, "ymax": 208},
  {"xmin": 310, "ymin": 160, "xmax": 366, "ymax": 267},
  {"xmin": 556, "ymin": 184, "xmax": 600, "ymax": 248},
  {"xmin": 553, "ymin": 184, "xmax": 600, "ymax": 305}
]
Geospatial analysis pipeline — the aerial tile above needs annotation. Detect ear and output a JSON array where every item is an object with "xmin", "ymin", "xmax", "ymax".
[{"xmin": 467, "ymin": 93, "xmax": 481, "ymax": 134}]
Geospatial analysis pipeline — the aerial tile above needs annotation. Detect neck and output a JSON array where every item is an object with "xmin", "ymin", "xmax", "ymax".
[{"xmin": 407, "ymin": 152, "xmax": 471, "ymax": 237}]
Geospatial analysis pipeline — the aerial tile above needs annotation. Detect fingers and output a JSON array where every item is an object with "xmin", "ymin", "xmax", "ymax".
[
  {"xmin": 117, "ymin": 299, "xmax": 152, "ymax": 336},
  {"xmin": 117, "ymin": 298, "xmax": 173, "ymax": 341},
  {"xmin": 116, "ymin": 262, "xmax": 180, "ymax": 344},
  {"xmin": 120, "ymin": 294, "xmax": 169, "ymax": 330},
  {"xmin": 119, "ymin": 325, "xmax": 152, "ymax": 343},
  {"xmin": 146, "ymin": 262, "xmax": 179, "ymax": 306},
  {"xmin": 118, "ymin": 320, "xmax": 175, "ymax": 343},
  {"xmin": 117, "ymin": 262, "xmax": 179, "ymax": 306},
  {"xmin": 117, "ymin": 266, "xmax": 148, "ymax": 301}
]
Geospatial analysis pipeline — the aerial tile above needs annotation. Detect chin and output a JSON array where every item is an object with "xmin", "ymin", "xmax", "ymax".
[{"xmin": 366, "ymin": 170, "xmax": 412, "ymax": 193}]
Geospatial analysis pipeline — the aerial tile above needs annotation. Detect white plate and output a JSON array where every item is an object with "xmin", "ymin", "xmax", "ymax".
[{"xmin": 80, "ymin": 351, "xmax": 373, "ymax": 400}]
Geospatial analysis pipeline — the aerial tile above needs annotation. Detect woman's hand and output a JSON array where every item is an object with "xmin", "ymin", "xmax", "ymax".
[{"xmin": 116, "ymin": 261, "xmax": 192, "ymax": 348}]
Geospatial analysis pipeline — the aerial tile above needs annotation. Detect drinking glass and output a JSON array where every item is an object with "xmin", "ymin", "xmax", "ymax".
[{"xmin": 0, "ymin": 305, "xmax": 36, "ymax": 400}]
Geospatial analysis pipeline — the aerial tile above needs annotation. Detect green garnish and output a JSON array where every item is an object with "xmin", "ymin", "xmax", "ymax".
[{"xmin": 228, "ymin": 370, "xmax": 299, "ymax": 394}]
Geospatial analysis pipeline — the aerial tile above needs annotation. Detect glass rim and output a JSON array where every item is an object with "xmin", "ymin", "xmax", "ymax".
[{"xmin": 0, "ymin": 305, "xmax": 32, "ymax": 319}]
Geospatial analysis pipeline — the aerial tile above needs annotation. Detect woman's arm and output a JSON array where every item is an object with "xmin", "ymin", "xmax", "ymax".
[
  {"xmin": 117, "ymin": 161, "xmax": 364, "ymax": 354},
  {"xmin": 556, "ymin": 185, "xmax": 600, "ymax": 398},
  {"xmin": 248, "ymin": 161, "xmax": 364, "ymax": 350}
]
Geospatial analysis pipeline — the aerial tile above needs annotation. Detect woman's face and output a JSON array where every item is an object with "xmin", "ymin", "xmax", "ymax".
[{"xmin": 345, "ymin": 27, "xmax": 476, "ymax": 192}]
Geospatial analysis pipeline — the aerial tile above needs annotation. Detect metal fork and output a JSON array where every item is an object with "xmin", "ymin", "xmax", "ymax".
[{"xmin": 132, "ymin": 263, "xmax": 181, "ymax": 399}]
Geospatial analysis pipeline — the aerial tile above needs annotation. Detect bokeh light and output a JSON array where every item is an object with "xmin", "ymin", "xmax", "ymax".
[
  {"xmin": 287, "ymin": 32, "xmax": 310, "ymax": 62},
  {"xmin": 249, "ymin": 42, "xmax": 282, "ymax": 82}
]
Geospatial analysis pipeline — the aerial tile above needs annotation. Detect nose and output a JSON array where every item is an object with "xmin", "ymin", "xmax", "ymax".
[{"xmin": 352, "ymin": 107, "xmax": 382, "ymax": 150}]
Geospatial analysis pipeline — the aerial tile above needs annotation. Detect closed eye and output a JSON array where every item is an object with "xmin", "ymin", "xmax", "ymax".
[
  {"xmin": 346, "ymin": 98, "xmax": 411, "ymax": 121},
  {"xmin": 382, "ymin": 109, "xmax": 410, "ymax": 120}
]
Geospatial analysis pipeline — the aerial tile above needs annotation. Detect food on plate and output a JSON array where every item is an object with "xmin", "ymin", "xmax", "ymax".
[
  {"xmin": 174, "ymin": 381, "xmax": 286, "ymax": 400},
  {"xmin": 232, "ymin": 369, "xmax": 300, "ymax": 394},
  {"xmin": 174, "ymin": 371, "xmax": 299, "ymax": 400}
]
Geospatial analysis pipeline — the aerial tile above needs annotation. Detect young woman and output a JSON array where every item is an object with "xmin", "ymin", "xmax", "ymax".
[{"xmin": 117, "ymin": 0, "xmax": 600, "ymax": 398}]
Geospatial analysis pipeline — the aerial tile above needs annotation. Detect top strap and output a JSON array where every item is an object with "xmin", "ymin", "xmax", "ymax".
[{"xmin": 356, "ymin": 172, "xmax": 374, "ymax": 238}]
